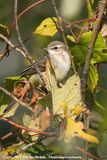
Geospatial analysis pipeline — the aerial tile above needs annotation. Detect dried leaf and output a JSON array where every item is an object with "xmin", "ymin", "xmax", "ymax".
[
  {"xmin": 40, "ymin": 107, "xmax": 50, "ymax": 130},
  {"xmin": 33, "ymin": 17, "xmax": 58, "ymax": 37},
  {"xmin": 27, "ymin": 118, "xmax": 40, "ymax": 141},
  {"xmin": 46, "ymin": 60, "xmax": 83, "ymax": 116}
]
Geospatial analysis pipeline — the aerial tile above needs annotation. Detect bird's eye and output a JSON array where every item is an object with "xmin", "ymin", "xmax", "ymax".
[{"xmin": 54, "ymin": 46, "xmax": 58, "ymax": 50}]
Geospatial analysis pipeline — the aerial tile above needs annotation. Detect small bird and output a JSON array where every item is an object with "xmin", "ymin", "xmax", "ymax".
[
  {"xmin": 45, "ymin": 41, "xmax": 71, "ymax": 81},
  {"xmin": 21, "ymin": 41, "xmax": 71, "ymax": 85}
]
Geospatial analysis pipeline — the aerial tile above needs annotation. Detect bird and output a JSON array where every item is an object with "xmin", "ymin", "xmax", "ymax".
[
  {"xmin": 21, "ymin": 41, "xmax": 71, "ymax": 88},
  {"xmin": 45, "ymin": 41, "xmax": 71, "ymax": 82}
]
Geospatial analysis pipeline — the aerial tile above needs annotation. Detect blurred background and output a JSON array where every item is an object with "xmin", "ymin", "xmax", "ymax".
[
  {"xmin": 0, "ymin": 0, "xmax": 87, "ymax": 80},
  {"xmin": 0, "ymin": 0, "xmax": 107, "ymax": 111}
]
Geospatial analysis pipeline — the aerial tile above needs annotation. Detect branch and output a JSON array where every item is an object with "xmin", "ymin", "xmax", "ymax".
[
  {"xmin": 0, "ymin": 34, "xmax": 27, "ymax": 57},
  {"xmin": 1, "ymin": 117, "xmax": 54, "ymax": 136},
  {"xmin": 10, "ymin": 141, "xmax": 37, "ymax": 157},
  {"xmin": 14, "ymin": 0, "xmax": 45, "ymax": 82},
  {"xmin": 64, "ymin": 18, "xmax": 96, "ymax": 29},
  {"xmin": 0, "ymin": 85, "xmax": 30, "ymax": 118},
  {"xmin": 10, "ymin": 0, "xmax": 47, "ymax": 33},
  {"xmin": 76, "ymin": 146, "xmax": 100, "ymax": 160},
  {"xmin": 1, "ymin": 0, "xmax": 47, "ymax": 60},
  {"xmin": 51, "ymin": 0, "xmax": 77, "ymax": 74},
  {"xmin": 82, "ymin": 0, "xmax": 107, "ymax": 97}
]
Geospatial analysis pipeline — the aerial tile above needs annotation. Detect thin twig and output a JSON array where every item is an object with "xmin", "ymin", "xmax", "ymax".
[
  {"xmin": 64, "ymin": 18, "xmax": 96, "ymax": 29},
  {"xmin": 76, "ymin": 146, "xmax": 100, "ymax": 160},
  {"xmin": 1, "ymin": 117, "xmax": 54, "ymax": 136},
  {"xmin": 10, "ymin": 141, "xmax": 37, "ymax": 157},
  {"xmin": 0, "ymin": 34, "xmax": 27, "ymax": 57},
  {"xmin": 10, "ymin": 136, "xmax": 46, "ymax": 157},
  {"xmin": 1, "ymin": 0, "xmax": 46, "ymax": 60},
  {"xmin": 14, "ymin": 0, "xmax": 29, "ymax": 56},
  {"xmin": 77, "ymin": 22, "xmax": 90, "ymax": 42},
  {"xmin": 14, "ymin": 0, "xmax": 45, "ymax": 82},
  {"xmin": 0, "ymin": 85, "xmax": 30, "ymax": 116},
  {"xmin": 0, "ymin": 38, "xmax": 30, "ymax": 60},
  {"xmin": 51, "ymin": 0, "xmax": 77, "ymax": 74},
  {"xmin": 82, "ymin": 0, "xmax": 107, "ymax": 97},
  {"xmin": 10, "ymin": 0, "xmax": 47, "ymax": 33},
  {"xmin": 69, "ymin": 27, "xmax": 78, "ymax": 42}
]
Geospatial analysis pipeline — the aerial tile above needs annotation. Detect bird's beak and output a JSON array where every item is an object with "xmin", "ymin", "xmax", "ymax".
[
  {"xmin": 43, "ymin": 47, "xmax": 48, "ymax": 51},
  {"xmin": 43, "ymin": 48, "xmax": 49, "ymax": 56}
]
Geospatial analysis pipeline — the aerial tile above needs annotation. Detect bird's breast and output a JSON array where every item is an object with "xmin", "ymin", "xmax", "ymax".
[{"xmin": 50, "ymin": 52, "xmax": 71, "ymax": 81}]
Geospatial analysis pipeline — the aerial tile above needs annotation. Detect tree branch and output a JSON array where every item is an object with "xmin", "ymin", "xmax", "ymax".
[
  {"xmin": 1, "ymin": 0, "xmax": 47, "ymax": 60},
  {"xmin": 1, "ymin": 117, "xmax": 54, "ymax": 136},
  {"xmin": 51, "ymin": 0, "xmax": 77, "ymax": 74},
  {"xmin": 14, "ymin": 0, "xmax": 45, "ymax": 82},
  {"xmin": 0, "ymin": 34, "xmax": 27, "ymax": 57},
  {"xmin": 10, "ymin": 0, "xmax": 47, "ymax": 33},
  {"xmin": 82, "ymin": 0, "xmax": 107, "ymax": 97},
  {"xmin": 0, "ymin": 85, "xmax": 30, "ymax": 117}
]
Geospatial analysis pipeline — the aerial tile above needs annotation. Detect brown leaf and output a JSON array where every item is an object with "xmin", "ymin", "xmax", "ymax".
[{"xmin": 40, "ymin": 107, "xmax": 50, "ymax": 130}]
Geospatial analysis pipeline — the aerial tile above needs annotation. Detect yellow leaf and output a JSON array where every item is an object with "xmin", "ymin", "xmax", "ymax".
[
  {"xmin": 71, "ymin": 104, "xmax": 87, "ymax": 116},
  {"xmin": 33, "ymin": 17, "xmax": 58, "ymax": 37},
  {"xmin": 78, "ymin": 130, "xmax": 99, "ymax": 144},
  {"xmin": 46, "ymin": 60, "xmax": 83, "ymax": 117},
  {"xmin": 65, "ymin": 117, "xmax": 99, "ymax": 144},
  {"xmin": 0, "ymin": 24, "xmax": 9, "ymax": 38},
  {"xmin": 61, "ymin": 102, "xmax": 69, "ymax": 117}
]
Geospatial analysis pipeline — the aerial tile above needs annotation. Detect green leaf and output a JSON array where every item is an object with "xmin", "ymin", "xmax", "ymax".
[
  {"xmin": 67, "ymin": 35, "xmax": 86, "ymax": 66},
  {"xmin": 4, "ymin": 75, "xmax": 24, "ymax": 91},
  {"xmin": 38, "ymin": 96, "xmax": 52, "ymax": 109},
  {"xmin": 94, "ymin": 100, "xmax": 107, "ymax": 118},
  {"xmin": 0, "ymin": 24, "xmax": 9, "ymax": 39},
  {"xmin": 94, "ymin": 100, "xmax": 105, "ymax": 111},
  {"xmin": 92, "ymin": 0, "xmax": 99, "ymax": 11},
  {"xmin": 67, "ymin": 32, "xmax": 107, "ymax": 66},
  {"xmin": 87, "ymin": 0, "xmax": 93, "ymax": 18},
  {"xmin": 0, "ymin": 104, "xmax": 8, "ymax": 115},
  {"xmin": 68, "ymin": 32, "xmax": 106, "ymax": 92},
  {"xmin": 88, "ymin": 64, "xmax": 99, "ymax": 92}
]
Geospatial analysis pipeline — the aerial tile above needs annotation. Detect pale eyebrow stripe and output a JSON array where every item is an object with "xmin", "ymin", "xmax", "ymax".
[{"xmin": 50, "ymin": 44, "xmax": 62, "ymax": 49}]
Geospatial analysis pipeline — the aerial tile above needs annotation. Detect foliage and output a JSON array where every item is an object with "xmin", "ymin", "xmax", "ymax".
[{"xmin": 0, "ymin": 0, "xmax": 107, "ymax": 159}]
